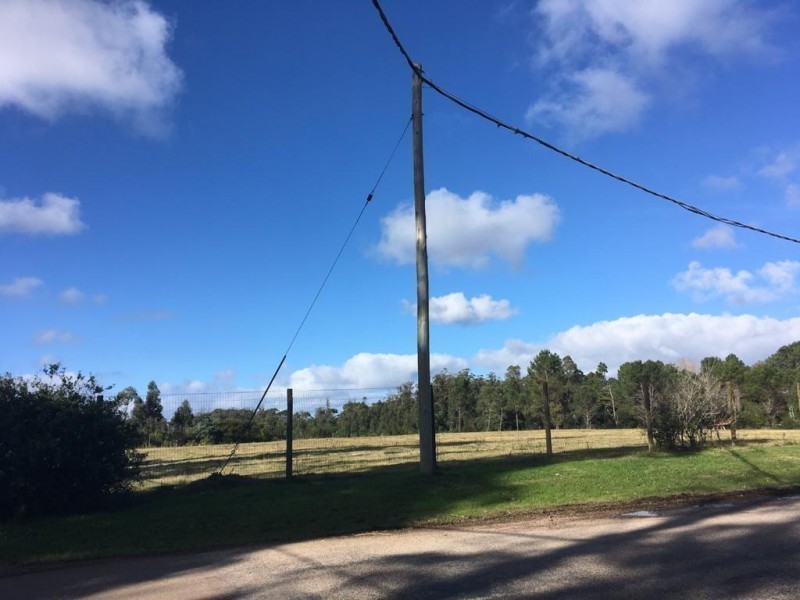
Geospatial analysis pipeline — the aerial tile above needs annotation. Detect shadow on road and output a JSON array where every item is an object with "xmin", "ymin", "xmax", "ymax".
[
  {"xmin": 266, "ymin": 497, "xmax": 800, "ymax": 600},
  {"xmin": 2, "ymin": 496, "xmax": 799, "ymax": 599}
]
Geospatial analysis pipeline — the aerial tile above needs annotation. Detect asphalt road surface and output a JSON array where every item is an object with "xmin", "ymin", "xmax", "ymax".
[{"xmin": 3, "ymin": 495, "xmax": 799, "ymax": 599}]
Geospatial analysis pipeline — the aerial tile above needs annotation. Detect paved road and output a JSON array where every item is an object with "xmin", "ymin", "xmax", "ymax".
[{"xmin": 3, "ymin": 495, "xmax": 799, "ymax": 599}]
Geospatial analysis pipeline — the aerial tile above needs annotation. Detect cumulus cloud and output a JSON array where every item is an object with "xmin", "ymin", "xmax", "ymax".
[
  {"xmin": 691, "ymin": 225, "xmax": 737, "ymax": 249},
  {"xmin": 0, "ymin": 192, "xmax": 85, "ymax": 235},
  {"xmin": 287, "ymin": 313, "xmax": 800, "ymax": 388},
  {"xmin": 375, "ymin": 188, "xmax": 560, "ymax": 268},
  {"xmin": 474, "ymin": 313, "xmax": 800, "ymax": 376},
  {"xmin": 0, "ymin": 276, "xmax": 43, "ymax": 298},
  {"xmin": 673, "ymin": 260, "xmax": 799, "ymax": 303},
  {"xmin": 759, "ymin": 260, "xmax": 800, "ymax": 294},
  {"xmin": 473, "ymin": 339, "xmax": 539, "ymax": 374},
  {"xmin": 34, "ymin": 329, "xmax": 79, "ymax": 345},
  {"xmin": 288, "ymin": 352, "xmax": 468, "ymax": 390},
  {"xmin": 673, "ymin": 262, "xmax": 760, "ymax": 303},
  {"xmin": 529, "ymin": 0, "xmax": 774, "ymax": 138},
  {"xmin": 526, "ymin": 67, "xmax": 649, "ymax": 139},
  {"xmin": 0, "ymin": 0, "xmax": 182, "ymax": 134},
  {"xmin": 403, "ymin": 293, "xmax": 516, "ymax": 325}
]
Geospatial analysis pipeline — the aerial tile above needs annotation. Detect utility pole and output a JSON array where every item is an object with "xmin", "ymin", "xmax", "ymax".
[{"xmin": 412, "ymin": 63, "xmax": 436, "ymax": 475}]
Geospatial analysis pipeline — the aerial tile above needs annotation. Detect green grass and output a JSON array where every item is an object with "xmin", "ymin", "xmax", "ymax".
[
  {"xmin": 2, "ymin": 442, "xmax": 799, "ymax": 567},
  {"xmin": 137, "ymin": 428, "xmax": 800, "ymax": 488}
]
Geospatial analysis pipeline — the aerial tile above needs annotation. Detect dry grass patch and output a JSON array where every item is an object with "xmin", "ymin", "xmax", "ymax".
[{"xmin": 136, "ymin": 428, "xmax": 800, "ymax": 488}]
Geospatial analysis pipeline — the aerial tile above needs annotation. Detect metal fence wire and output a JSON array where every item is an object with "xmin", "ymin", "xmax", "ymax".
[
  {"xmin": 133, "ymin": 388, "xmax": 655, "ymax": 489},
  {"xmin": 140, "ymin": 388, "xmax": 800, "ymax": 489}
]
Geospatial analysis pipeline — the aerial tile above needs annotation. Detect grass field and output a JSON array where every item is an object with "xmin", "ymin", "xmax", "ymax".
[
  {"xmin": 2, "ymin": 429, "xmax": 799, "ymax": 567},
  {"xmin": 140, "ymin": 428, "xmax": 800, "ymax": 487}
]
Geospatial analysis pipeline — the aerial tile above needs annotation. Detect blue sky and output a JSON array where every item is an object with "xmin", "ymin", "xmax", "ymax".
[{"xmin": 1, "ymin": 0, "xmax": 799, "ymax": 397}]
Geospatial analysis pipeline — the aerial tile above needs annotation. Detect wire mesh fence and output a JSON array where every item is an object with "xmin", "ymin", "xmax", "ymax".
[
  {"xmin": 139, "ymin": 388, "xmax": 800, "ymax": 489},
  {"xmin": 135, "ymin": 387, "xmax": 655, "ymax": 488},
  {"xmin": 140, "ymin": 387, "xmax": 400, "ymax": 487},
  {"xmin": 141, "ymin": 386, "xmax": 800, "ymax": 487}
]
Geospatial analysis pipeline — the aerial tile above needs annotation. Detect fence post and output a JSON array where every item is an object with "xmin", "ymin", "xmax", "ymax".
[{"xmin": 286, "ymin": 388, "xmax": 293, "ymax": 480}]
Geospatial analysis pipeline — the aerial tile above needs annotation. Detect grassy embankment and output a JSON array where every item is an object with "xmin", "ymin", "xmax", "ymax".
[{"xmin": 1, "ymin": 429, "xmax": 799, "ymax": 567}]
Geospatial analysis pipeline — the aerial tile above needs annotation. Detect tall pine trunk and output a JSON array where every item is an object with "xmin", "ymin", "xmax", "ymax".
[
  {"xmin": 542, "ymin": 380, "xmax": 553, "ymax": 456},
  {"xmin": 642, "ymin": 383, "xmax": 654, "ymax": 451}
]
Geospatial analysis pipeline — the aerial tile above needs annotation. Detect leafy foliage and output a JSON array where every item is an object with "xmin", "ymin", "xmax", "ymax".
[{"xmin": 0, "ymin": 365, "xmax": 141, "ymax": 519}]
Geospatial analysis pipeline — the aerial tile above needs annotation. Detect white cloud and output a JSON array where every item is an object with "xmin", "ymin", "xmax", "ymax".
[
  {"xmin": 0, "ymin": 276, "xmax": 43, "ymax": 298},
  {"xmin": 785, "ymin": 184, "xmax": 800, "ymax": 208},
  {"xmin": 59, "ymin": 287, "xmax": 84, "ymax": 304},
  {"xmin": 288, "ymin": 313, "xmax": 800, "ymax": 387},
  {"xmin": 691, "ymin": 225, "xmax": 737, "ymax": 249},
  {"xmin": 403, "ymin": 293, "xmax": 516, "ymax": 325},
  {"xmin": 527, "ymin": 67, "xmax": 650, "ymax": 139},
  {"xmin": 530, "ymin": 0, "xmax": 773, "ymax": 138},
  {"xmin": 758, "ymin": 148, "xmax": 799, "ymax": 180},
  {"xmin": 0, "ymin": 0, "xmax": 182, "ymax": 134},
  {"xmin": 58, "ymin": 287, "xmax": 107, "ymax": 305},
  {"xmin": 375, "ymin": 188, "xmax": 560, "ymax": 268},
  {"xmin": 474, "ymin": 339, "xmax": 539, "ymax": 373},
  {"xmin": 534, "ymin": 0, "xmax": 772, "ymax": 68},
  {"xmin": 703, "ymin": 175, "xmax": 742, "ymax": 191},
  {"xmin": 672, "ymin": 260, "xmax": 799, "ymax": 303},
  {"xmin": 159, "ymin": 369, "xmax": 239, "ymax": 396},
  {"xmin": 34, "ymin": 329, "xmax": 79, "ymax": 345},
  {"xmin": 0, "ymin": 192, "xmax": 85, "ymax": 235},
  {"xmin": 288, "ymin": 352, "xmax": 468, "ymax": 390},
  {"xmin": 474, "ymin": 313, "xmax": 800, "ymax": 376},
  {"xmin": 672, "ymin": 261, "xmax": 757, "ymax": 302},
  {"xmin": 759, "ymin": 260, "xmax": 800, "ymax": 294}
]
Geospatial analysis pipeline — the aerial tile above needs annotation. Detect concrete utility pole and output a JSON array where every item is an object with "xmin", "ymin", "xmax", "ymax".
[{"xmin": 412, "ymin": 63, "xmax": 436, "ymax": 475}]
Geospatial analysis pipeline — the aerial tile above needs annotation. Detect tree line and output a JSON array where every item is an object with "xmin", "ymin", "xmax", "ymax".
[
  {"xmin": 124, "ymin": 341, "xmax": 800, "ymax": 450},
  {"xmin": 3, "ymin": 340, "xmax": 797, "ymax": 518}
]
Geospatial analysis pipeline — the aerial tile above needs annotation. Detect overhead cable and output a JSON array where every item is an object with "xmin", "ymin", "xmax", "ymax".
[
  {"xmin": 369, "ymin": 0, "xmax": 800, "ymax": 245},
  {"xmin": 219, "ymin": 115, "xmax": 412, "ymax": 474}
]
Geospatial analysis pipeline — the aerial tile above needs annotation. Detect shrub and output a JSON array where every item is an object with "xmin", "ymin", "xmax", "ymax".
[{"xmin": 0, "ymin": 365, "xmax": 142, "ymax": 519}]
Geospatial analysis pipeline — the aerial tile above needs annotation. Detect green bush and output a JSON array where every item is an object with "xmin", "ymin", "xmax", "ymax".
[{"xmin": 0, "ymin": 366, "xmax": 142, "ymax": 520}]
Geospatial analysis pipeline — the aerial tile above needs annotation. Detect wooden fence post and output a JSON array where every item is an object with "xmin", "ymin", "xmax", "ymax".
[{"xmin": 286, "ymin": 388, "xmax": 293, "ymax": 480}]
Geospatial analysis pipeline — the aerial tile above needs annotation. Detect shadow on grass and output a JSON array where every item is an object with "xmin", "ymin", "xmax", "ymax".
[
  {"xmin": 138, "ymin": 438, "xmax": 434, "ymax": 480},
  {"xmin": 139, "ymin": 452, "xmax": 284, "ymax": 481},
  {"xmin": 3, "ymin": 443, "xmax": 800, "ymax": 596},
  {"xmin": 729, "ymin": 449, "xmax": 786, "ymax": 484},
  {"xmin": 140, "ymin": 443, "xmax": 653, "ymax": 485},
  {"xmin": 140, "ymin": 438, "xmax": 634, "ymax": 483}
]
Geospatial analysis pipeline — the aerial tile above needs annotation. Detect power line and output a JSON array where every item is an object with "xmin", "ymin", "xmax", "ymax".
[
  {"xmin": 285, "ymin": 115, "xmax": 412, "ymax": 357},
  {"xmin": 219, "ymin": 115, "xmax": 412, "ymax": 474},
  {"xmin": 369, "ymin": 0, "xmax": 800, "ymax": 246}
]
